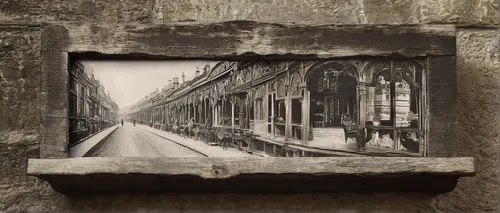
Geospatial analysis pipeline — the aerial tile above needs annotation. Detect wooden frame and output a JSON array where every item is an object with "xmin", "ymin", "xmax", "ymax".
[{"xmin": 30, "ymin": 21, "xmax": 473, "ymax": 194}]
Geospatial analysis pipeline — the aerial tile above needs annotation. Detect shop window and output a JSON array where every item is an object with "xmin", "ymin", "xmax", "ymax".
[{"xmin": 365, "ymin": 60, "xmax": 423, "ymax": 154}]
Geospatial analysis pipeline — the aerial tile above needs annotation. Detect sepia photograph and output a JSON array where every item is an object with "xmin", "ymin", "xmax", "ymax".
[{"xmin": 68, "ymin": 59, "xmax": 426, "ymax": 158}]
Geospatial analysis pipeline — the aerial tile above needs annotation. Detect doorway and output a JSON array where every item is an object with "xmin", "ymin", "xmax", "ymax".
[{"xmin": 307, "ymin": 62, "xmax": 358, "ymax": 129}]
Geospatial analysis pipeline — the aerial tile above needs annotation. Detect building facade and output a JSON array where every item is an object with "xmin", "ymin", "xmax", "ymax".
[
  {"xmin": 68, "ymin": 61, "xmax": 119, "ymax": 146},
  {"xmin": 127, "ymin": 59, "xmax": 425, "ymax": 157}
]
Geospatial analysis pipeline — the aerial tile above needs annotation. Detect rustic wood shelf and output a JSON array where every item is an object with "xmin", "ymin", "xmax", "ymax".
[{"xmin": 27, "ymin": 157, "xmax": 475, "ymax": 195}]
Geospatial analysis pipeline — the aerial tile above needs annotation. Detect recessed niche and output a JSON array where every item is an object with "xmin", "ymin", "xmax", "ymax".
[
  {"xmin": 67, "ymin": 58, "xmax": 429, "ymax": 158},
  {"xmin": 28, "ymin": 22, "xmax": 473, "ymax": 194}
]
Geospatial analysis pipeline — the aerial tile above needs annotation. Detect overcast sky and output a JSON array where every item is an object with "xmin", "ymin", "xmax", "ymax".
[{"xmin": 80, "ymin": 60, "xmax": 220, "ymax": 109}]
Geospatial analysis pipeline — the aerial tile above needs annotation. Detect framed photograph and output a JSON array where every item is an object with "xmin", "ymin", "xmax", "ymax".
[
  {"xmin": 68, "ymin": 58, "xmax": 427, "ymax": 158},
  {"xmin": 28, "ymin": 22, "xmax": 474, "ymax": 194}
]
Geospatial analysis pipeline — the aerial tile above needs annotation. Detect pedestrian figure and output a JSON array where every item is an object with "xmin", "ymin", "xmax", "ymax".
[
  {"xmin": 222, "ymin": 139, "xmax": 228, "ymax": 150},
  {"xmin": 206, "ymin": 116, "xmax": 212, "ymax": 129},
  {"xmin": 133, "ymin": 119, "xmax": 136, "ymax": 126},
  {"xmin": 173, "ymin": 121, "xmax": 179, "ymax": 134},
  {"xmin": 187, "ymin": 117, "xmax": 194, "ymax": 138},
  {"xmin": 121, "ymin": 119, "xmax": 124, "ymax": 126}
]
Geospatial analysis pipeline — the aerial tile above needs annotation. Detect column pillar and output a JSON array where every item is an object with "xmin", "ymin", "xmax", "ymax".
[
  {"xmin": 239, "ymin": 97, "xmax": 244, "ymax": 129},
  {"xmin": 301, "ymin": 88, "xmax": 310, "ymax": 144},
  {"xmin": 271, "ymin": 93, "xmax": 275, "ymax": 137},
  {"xmin": 212, "ymin": 102, "xmax": 216, "ymax": 126},
  {"xmin": 231, "ymin": 99, "xmax": 235, "ymax": 128},
  {"xmin": 186, "ymin": 104, "xmax": 191, "ymax": 122},
  {"xmin": 357, "ymin": 82, "xmax": 367, "ymax": 144},
  {"xmin": 285, "ymin": 91, "xmax": 292, "ymax": 141},
  {"xmin": 194, "ymin": 103, "xmax": 197, "ymax": 123}
]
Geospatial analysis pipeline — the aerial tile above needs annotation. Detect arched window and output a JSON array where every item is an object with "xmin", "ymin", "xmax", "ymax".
[
  {"xmin": 276, "ymin": 80, "xmax": 286, "ymax": 99},
  {"xmin": 289, "ymin": 73, "xmax": 301, "ymax": 97},
  {"xmin": 364, "ymin": 60, "xmax": 423, "ymax": 153}
]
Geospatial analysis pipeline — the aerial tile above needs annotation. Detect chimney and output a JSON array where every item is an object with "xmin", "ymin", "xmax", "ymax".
[
  {"xmin": 203, "ymin": 64, "xmax": 211, "ymax": 74},
  {"xmin": 173, "ymin": 77, "xmax": 179, "ymax": 88},
  {"xmin": 195, "ymin": 67, "xmax": 200, "ymax": 78},
  {"xmin": 181, "ymin": 72, "xmax": 185, "ymax": 83}
]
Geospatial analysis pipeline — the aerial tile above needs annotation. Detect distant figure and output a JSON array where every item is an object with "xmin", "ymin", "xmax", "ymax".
[
  {"xmin": 206, "ymin": 116, "xmax": 212, "ymax": 128},
  {"xmin": 133, "ymin": 119, "xmax": 136, "ymax": 126},
  {"xmin": 187, "ymin": 118, "xmax": 195, "ymax": 137},
  {"xmin": 121, "ymin": 119, "xmax": 123, "ymax": 126},
  {"xmin": 222, "ymin": 138, "xmax": 228, "ymax": 150}
]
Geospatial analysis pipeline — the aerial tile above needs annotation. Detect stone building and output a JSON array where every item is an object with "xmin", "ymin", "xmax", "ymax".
[
  {"xmin": 68, "ymin": 61, "xmax": 119, "ymax": 145},
  {"xmin": 0, "ymin": 0, "xmax": 498, "ymax": 212}
]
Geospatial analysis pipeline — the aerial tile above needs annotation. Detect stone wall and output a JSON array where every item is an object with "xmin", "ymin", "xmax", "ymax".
[{"xmin": 0, "ymin": 0, "xmax": 499, "ymax": 212}]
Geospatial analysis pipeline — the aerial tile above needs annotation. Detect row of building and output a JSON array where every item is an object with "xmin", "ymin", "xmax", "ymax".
[
  {"xmin": 68, "ymin": 61, "xmax": 119, "ymax": 146},
  {"xmin": 125, "ymin": 60, "xmax": 426, "ymax": 157}
]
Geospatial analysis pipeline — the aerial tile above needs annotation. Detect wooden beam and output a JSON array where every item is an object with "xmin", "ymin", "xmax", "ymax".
[
  {"xmin": 27, "ymin": 157, "xmax": 475, "ymax": 194},
  {"xmin": 60, "ymin": 23, "xmax": 456, "ymax": 58}
]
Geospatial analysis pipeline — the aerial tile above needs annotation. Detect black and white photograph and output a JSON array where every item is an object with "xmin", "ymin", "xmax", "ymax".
[{"xmin": 68, "ymin": 59, "xmax": 426, "ymax": 158}]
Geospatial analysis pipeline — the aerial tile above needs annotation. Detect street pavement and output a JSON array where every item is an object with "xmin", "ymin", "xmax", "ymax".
[
  {"xmin": 136, "ymin": 124, "xmax": 256, "ymax": 157},
  {"xmin": 90, "ymin": 123, "xmax": 205, "ymax": 157}
]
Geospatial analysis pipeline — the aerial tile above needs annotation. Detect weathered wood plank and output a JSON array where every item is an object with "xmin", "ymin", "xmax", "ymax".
[
  {"xmin": 58, "ymin": 22, "xmax": 456, "ymax": 58},
  {"xmin": 28, "ymin": 157, "xmax": 474, "ymax": 178},
  {"xmin": 427, "ymin": 56, "xmax": 457, "ymax": 157},
  {"xmin": 27, "ymin": 157, "xmax": 475, "ymax": 194}
]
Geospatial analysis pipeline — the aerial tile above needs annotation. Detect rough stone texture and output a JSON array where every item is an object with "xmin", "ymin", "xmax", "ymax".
[
  {"xmin": 0, "ymin": 26, "xmax": 40, "ymax": 140},
  {"xmin": 0, "ymin": 0, "xmax": 153, "ymax": 24},
  {"xmin": 452, "ymin": 29, "xmax": 500, "ymax": 211},
  {"xmin": 153, "ymin": 0, "xmax": 499, "ymax": 26},
  {"xmin": 0, "ymin": 0, "xmax": 499, "ymax": 213}
]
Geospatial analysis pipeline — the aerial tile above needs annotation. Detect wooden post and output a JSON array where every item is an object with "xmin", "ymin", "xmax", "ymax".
[
  {"xmin": 239, "ymin": 97, "xmax": 244, "ymax": 129},
  {"xmin": 194, "ymin": 104, "xmax": 197, "ymax": 123},
  {"xmin": 246, "ymin": 96, "xmax": 250, "ymax": 129},
  {"xmin": 188, "ymin": 104, "xmax": 191, "ymax": 122},
  {"xmin": 271, "ymin": 93, "xmax": 275, "ymax": 137},
  {"xmin": 164, "ymin": 106, "xmax": 167, "ymax": 124},
  {"xmin": 213, "ymin": 102, "xmax": 216, "ymax": 127},
  {"xmin": 231, "ymin": 99, "xmax": 235, "ymax": 128},
  {"xmin": 285, "ymin": 92, "xmax": 292, "ymax": 141},
  {"xmin": 302, "ymin": 89, "xmax": 310, "ymax": 144},
  {"xmin": 357, "ymin": 82, "xmax": 367, "ymax": 127}
]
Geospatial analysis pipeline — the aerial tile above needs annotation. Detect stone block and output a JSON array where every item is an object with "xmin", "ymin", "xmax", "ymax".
[
  {"xmin": 0, "ymin": 80, "xmax": 41, "ymax": 133},
  {"xmin": 452, "ymin": 28, "xmax": 500, "ymax": 210},
  {"xmin": 154, "ymin": 0, "xmax": 364, "ymax": 24},
  {"xmin": 0, "ymin": 0, "xmax": 153, "ymax": 24},
  {"xmin": 154, "ymin": 0, "xmax": 499, "ymax": 26},
  {"xmin": 418, "ymin": 0, "xmax": 499, "ymax": 26},
  {"xmin": 0, "ymin": 26, "xmax": 40, "ymax": 60}
]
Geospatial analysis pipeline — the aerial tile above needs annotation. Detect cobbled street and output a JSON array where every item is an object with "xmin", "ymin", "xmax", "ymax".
[{"xmin": 90, "ymin": 123, "xmax": 205, "ymax": 157}]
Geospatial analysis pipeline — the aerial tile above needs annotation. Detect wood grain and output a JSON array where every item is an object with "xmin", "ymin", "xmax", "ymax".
[
  {"xmin": 28, "ymin": 157, "xmax": 474, "ymax": 178},
  {"xmin": 65, "ymin": 23, "xmax": 456, "ymax": 59},
  {"xmin": 27, "ymin": 157, "xmax": 475, "ymax": 194}
]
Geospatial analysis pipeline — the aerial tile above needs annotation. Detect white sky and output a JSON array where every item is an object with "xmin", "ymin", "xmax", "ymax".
[{"xmin": 80, "ymin": 60, "xmax": 220, "ymax": 109}]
